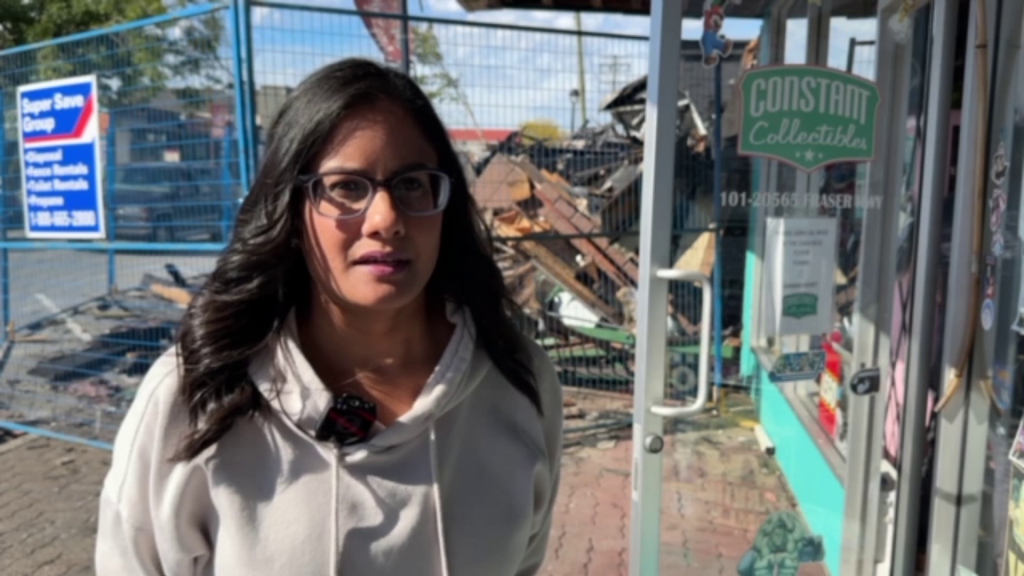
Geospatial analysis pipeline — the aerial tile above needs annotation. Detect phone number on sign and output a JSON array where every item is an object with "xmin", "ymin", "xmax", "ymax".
[{"xmin": 721, "ymin": 191, "xmax": 880, "ymax": 210}]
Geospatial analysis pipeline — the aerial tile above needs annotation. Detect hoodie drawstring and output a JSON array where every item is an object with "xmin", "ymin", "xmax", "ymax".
[
  {"xmin": 429, "ymin": 423, "xmax": 450, "ymax": 576},
  {"xmin": 332, "ymin": 448, "xmax": 340, "ymax": 575}
]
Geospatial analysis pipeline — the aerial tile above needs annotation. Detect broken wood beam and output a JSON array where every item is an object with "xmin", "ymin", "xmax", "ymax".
[
  {"xmin": 494, "ymin": 220, "xmax": 618, "ymax": 321},
  {"xmin": 142, "ymin": 273, "xmax": 195, "ymax": 307}
]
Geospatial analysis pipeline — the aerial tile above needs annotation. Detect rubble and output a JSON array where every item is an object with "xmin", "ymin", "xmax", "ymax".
[
  {"xmin": 0, "ymin": 266, "xmax": 209, "ymax": 441},
  {"xmin": 1, "ymin": 51, "xmax": 773, "ymax": 433},
  {"xmin": 599, "ymin": 74, "xmax": 709, "ymax": 153},
  {"xmin": 466, "ymin": 56, "xmax": 779, "ymax": 392}
]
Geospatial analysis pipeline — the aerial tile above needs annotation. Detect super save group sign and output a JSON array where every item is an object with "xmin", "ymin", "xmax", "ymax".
[
  {"xmin": 738, "ymin": 66, "xmax": 880, "ymax": 172},
  {"xmin": 16, "ymin": 75, "xmax": 105, "ymax": 240}
]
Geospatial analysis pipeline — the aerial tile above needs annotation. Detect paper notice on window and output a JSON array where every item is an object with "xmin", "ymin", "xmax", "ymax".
[{"xmin": 761, "ymin": 217, "xmax": 839, "ymax": 337}]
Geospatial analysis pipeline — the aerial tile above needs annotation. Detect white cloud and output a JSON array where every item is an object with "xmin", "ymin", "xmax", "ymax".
[
  {"xmin": 465, "ymin": 9, "xmax": 577, "ymax": 29},
  {"xmin": 828, "ymin": 18, "xmax": 878, "ymax": 77},
  {"xmin": 251, "ymin": 7, "xmax": 278, "ymax": 26},
  {"xmin": 423, "ymin": 0, "xmax": 466, "ymax": 15},
  {"xmin": 785, "ymin": 19, "xmax": 808, "ymax": 63}
]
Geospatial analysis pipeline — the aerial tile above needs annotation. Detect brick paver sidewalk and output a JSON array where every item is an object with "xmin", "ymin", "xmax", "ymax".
[
  {"xmin": 0, "ymin": 395, "xmax": 828, "ymax": 576},
  {"xmin": 543, "ymin": 425, "xmax": 827, "ymax": 575},
  {"xmin": 0, "ymin": 434, "xmax": 108, "ymax": 576}
]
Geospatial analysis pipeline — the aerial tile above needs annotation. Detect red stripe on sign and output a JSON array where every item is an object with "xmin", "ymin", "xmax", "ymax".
[{"xmin": 24, "ymin": 94, "xmax": 94, "ymax": 144}]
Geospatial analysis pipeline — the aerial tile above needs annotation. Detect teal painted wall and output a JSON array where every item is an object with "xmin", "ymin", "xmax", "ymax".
[
  {"xmin": 739, "ymin": 242, "xmax": 759, "ymax": 382},
  {"xmin": 760, "ymin": 371, "xmax": 845, "ymax": 576},
  {"xmin": 738, "ymin": 16, "xmax": 843, "ymax": 576}
]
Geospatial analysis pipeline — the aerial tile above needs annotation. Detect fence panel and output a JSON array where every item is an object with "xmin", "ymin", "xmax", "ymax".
[
  {"xmin": 0, "ymin": 5, "xmax": 242, "ymax": 442},
  {"xmin": 0, "ymin": 1, "xmax": 752, "ymax": 443}
]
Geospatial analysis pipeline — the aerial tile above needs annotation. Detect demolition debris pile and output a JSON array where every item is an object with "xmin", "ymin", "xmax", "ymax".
[
  {"xmin": 469, "ymin": 74, "xmax": 747, "ymax": 393},
  {"xmin": 1, "ymin": 56, "xmax": 764, "ymax": 437},
  {"xmin": 0, "ymin": 265, "xmax": 205, "ymax": 441}
]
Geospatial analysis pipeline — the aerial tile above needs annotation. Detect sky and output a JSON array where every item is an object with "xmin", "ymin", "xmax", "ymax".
[{"xmin": 244, "ymin": 0, "xmax": 879, "ymax": 131}]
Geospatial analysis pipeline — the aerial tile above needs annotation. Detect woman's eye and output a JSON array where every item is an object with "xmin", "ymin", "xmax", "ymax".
[
  {"xmin": 394, "ymin": 177, "xmax": 427, "ymax": 194},
  {"xmin": 326, "ymin": 179, "xmax": 367, "ymax": 198}
]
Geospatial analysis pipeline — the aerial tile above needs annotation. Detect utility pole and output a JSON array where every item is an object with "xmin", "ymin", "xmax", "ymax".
[
  {"xmin": 574, "ymin": 12, "xmax": 587, "ymax": 128},
  {"xmin": 400, "ymin": 0, "xmax": 411, "ymax": 75}
]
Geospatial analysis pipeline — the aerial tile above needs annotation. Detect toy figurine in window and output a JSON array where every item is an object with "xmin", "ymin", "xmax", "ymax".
[
  {"xmin": 701, "ymin": 0, "xmax": 741, "ymax": 67},
  {"xmin": 736, "ymin": 510, "xmax": 825, "ymax": 576}
]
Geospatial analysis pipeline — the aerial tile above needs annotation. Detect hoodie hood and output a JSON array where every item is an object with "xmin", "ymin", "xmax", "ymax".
[{"xmin": 250, "ymin": 302, "xmax": 483, "ymax": 455}]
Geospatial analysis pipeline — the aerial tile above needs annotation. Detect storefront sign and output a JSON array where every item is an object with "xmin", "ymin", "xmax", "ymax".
[
  {"xmin": 738, "ymin": 65, "xmax": 880, "ymax": 172},
  {"xmin": 16, "ymin": 75, "xmax": 106, "ymax": 239},
  {"xmin": 762, "ymin": 217, "xmax": 838, "ymax": 336}
]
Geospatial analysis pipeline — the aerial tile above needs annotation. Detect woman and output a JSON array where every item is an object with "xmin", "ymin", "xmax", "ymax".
[{"xmin": 95, "ymin": 58, "xmax": 563, "ymax": 576}]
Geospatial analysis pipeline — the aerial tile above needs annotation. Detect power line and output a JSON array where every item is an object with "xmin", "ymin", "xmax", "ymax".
[{"xmin": 598, "ymin": 54, "xmax": 631, "ymax": 96}]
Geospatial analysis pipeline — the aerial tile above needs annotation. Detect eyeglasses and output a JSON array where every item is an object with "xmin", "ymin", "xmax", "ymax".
[{"xmin": 302, "ymin": 169, "xmax": 451, "ymax": 220}]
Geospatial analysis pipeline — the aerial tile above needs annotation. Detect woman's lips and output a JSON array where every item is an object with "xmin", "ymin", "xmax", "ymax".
[
  {"xmin": 352, "ymin": 252, "xmax": 412, "ymax": 277},
  {"xmin": 356, "ymin": 260, "xmax": 410, "ymax": 276}
]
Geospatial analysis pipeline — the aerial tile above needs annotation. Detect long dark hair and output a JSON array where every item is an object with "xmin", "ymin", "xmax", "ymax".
[{"xmin": 172, "ymin": 58, "xmax": 539, "ymax": 461}]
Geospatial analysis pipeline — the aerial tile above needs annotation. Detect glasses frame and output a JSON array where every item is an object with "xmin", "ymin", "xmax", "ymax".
[{"xmin": 300, "ymin": 168, "xmax": 451, "ymax": 220}]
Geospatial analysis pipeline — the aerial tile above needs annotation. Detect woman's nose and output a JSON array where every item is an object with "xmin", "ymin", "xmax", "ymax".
[{"xmin": 361, "ymin": 189, "xmax": 405, "ymax": 238}]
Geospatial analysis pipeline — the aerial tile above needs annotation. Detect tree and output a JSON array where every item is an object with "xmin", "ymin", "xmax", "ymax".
[
  {"xmin": 0, "ymin": 0, "xmax": 164, "ymax": 48},
  {"xmin": 520, "ymin": 119, "xmax": 563, "ymax": 145},
  {"xmin": 0, "ymin": 0, "xmax": 229, "ymax": 108},
  {"xmin": 409, "ymin": 23, "xmax": 485, "ymax": 143}
]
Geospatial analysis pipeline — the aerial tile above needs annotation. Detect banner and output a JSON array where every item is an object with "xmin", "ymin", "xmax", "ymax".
[
  {"xmin": 17, "ymin": 75, "xmax": 105, "ymax": 239},
  {"xmin": 354, "ymin": 0, "xmax": 408, "ymax": 64}
]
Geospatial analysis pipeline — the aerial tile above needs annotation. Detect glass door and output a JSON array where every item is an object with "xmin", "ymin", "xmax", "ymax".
[
  {"xmin": 628, "ymin": 0, "xmax": 941, "ymax": 575},
  {"xmin": 929, "ymin": 0, "xmax": 1024, "ymax": 573}
]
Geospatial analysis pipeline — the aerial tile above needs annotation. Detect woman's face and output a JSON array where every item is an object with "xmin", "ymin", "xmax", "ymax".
[{"xmin": 302, "ymin": 100, "xmax": 444, "ymax": 313}]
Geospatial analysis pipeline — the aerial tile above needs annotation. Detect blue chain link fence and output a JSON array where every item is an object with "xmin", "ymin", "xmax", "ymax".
[
  {"xmin": 0, "ymin": 4, "xmax": 241, "ymax": 443},
  {"xmin": 0, "ymin": 0, "xmax": 742, "ymax": 445}
]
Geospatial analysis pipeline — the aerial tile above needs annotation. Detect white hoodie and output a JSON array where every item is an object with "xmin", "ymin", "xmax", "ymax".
[{"xmin": 95, "ymin": 305, "xmax": 562, "ymax": 576}]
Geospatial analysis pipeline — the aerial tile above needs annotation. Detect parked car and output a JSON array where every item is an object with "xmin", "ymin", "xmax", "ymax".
[{"xmin": 111, "ymin": 162, "xmax": 236, "ymax": 242}]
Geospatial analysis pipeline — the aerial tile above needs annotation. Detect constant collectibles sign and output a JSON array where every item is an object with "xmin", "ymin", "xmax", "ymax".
[{"xmin": 738, "ymin": 65, "xmax": 881, "ymax": 172}]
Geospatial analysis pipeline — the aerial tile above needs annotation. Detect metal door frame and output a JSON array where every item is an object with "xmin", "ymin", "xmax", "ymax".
[
  {"xmin": 627, "ymin": 2, "xmax": 687, "ymax": 572},
  {"xmin": 890, "ymin": 0, "xmax": 957, "ymax": 574},
  {"xmin": 839, "ymin": 0, "xmax": 916, "ymax": 573},
  {"xmin": 630, "ymin": 1, "xmax": 931, "ymax": 574},
  {"xmin": 926, "ymin": 0, "xmax": 1024, "ymax": 571},
  {"xmin": 923, "ymin": 0, "xmax": 988, "ymax": 565}
]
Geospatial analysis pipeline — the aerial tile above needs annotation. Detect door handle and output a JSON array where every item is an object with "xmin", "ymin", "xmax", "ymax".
[{"xmin": 647, "ymin": 268, "xmax": 711, "ymax": 419}]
